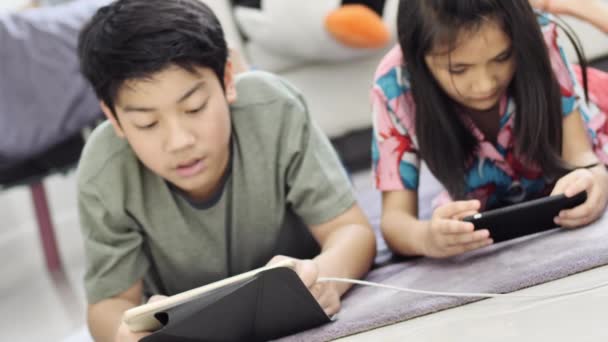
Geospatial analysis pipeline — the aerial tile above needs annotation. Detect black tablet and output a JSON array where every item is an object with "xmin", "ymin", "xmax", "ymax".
[
  {"xmin": 462, "ymin": 191, "xmax": 587, "ymax": 243},
  {"xmin": 124, "ymin": 259, "xmax": 330, "ymax": 341}
]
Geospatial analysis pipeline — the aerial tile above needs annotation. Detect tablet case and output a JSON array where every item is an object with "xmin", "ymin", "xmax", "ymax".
[
  {"xmin": 140, "ymin": 267, "xmax": 331, "ymax": 342},
  {"xmin": 463, "ymin": 191, "xmax": 587, "ymax": 243}
]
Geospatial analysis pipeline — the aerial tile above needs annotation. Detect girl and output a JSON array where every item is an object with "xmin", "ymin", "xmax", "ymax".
[{"xmin": 372, "ymin": 0, "xmax": 608, "ymax": 258}]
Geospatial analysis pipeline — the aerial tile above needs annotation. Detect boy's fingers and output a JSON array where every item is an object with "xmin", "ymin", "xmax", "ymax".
[
  {"xmin": 309, "ymin": 283, "xmax": 323, "ymax": 300},
  {"xmin": 313, "ymin": 284, "xmax": 340, "ymax": 316},
  {"xmin": 295, "ymin": 259, "xmax": 319, "ymax": 288},
  {"xmin": 267, "ymin": 254, "xmax": 288, "ymax": 266},
  {"xmin": 148, "ymin": 295, "xmax": 167, "ymax": 303},
  {"xmin": 133, "ymin": 331, "xmax": 152, "ymax": 340}
]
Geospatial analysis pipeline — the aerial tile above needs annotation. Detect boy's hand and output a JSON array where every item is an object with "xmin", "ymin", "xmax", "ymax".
[
  {"xmin": 529, "ymin": 0, "xmax": 577, "ymax": 15},
  {"xmin": 115, "ymin": 295, "xmax": 167, "ymax": 342},
  {"xmin": 423, "ymin": 200, "xmax": 493, "ymax": 258},
  {"xmin": 267, "ymin": 255, "xmax": 341, "ymax": 316},
  {"xmin": 552, "ymin": 168, "xmax": 608, "ymax": 228}
]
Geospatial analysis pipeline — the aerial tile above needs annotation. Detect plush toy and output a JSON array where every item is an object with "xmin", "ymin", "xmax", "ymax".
[{"xmin": 233, "ymin": 0, "xmax": 399, "ymax": 71}]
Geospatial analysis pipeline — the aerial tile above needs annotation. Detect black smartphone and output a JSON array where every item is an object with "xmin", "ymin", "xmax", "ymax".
[{"xmin": 462, "ymin": 191, "xmax": 588, "ymax": 243}]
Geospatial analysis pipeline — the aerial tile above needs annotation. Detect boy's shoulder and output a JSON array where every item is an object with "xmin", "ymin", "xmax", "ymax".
[
  {"xmin": 230, "ymin": 70, "xmax": 311, "ymax": 127},
  {"xmin": 77, "ymin": 121, "xmax": 138, "ymax": 186},
  {"xmin": 232, "ymin": 70, "xmax": 305, "ymax": 108}
]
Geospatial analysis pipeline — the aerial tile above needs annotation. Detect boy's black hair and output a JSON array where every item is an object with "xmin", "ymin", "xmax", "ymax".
[
  {"xmin": 397, "ymin": 0, "xmax": 587, "ymax": 199},
  {"xmin": 78, "ymin": 0, "xmax": 228, "ymax": 117}
]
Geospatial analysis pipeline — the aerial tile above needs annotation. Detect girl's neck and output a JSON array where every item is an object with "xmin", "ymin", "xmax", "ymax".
[
  {"xmin": 463, "ymin": 101, "xmax": 500, "ymax": 117},
  {"xmin": 461, "ymin": 102, "xmax": 501, "ymax": 144}
]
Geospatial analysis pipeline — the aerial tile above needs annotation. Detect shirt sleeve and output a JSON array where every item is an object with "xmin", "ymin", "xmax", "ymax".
[
  {"xmin": 280, "ymin": 86, "xmax": 357, "ymax": 227},
  {"xmin": 78, "ymin": 183, "xmax": 149, "ymax": 304},
  {"xmin": 371, "ymin": 67, "xmax": 420, "ymax": 191},
  {"xmin": 542, "ymin": 20, "xmax": 582, "ymax": 117}
]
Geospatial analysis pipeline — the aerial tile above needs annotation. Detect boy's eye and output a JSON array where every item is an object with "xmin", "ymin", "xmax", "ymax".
[
  {"xmin": 136, "ymin": 122, "xmax": 158, "ymax": 130},
  {"xmin": 186, "ymin": 102, "xmax": 207, "ymax": 114}
]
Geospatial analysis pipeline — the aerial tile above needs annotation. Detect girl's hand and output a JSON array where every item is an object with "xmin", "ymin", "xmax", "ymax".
[
  {"xmin": 423, "ymin": 200, "xmax": 493, "ymax": 258},
  {"xmin": 267, "ymin": 255, "xmax": 341, "ymax": 316},
  {"xmin": 551, "ymin": 167, "xmax": 608, "ymax": 228}
]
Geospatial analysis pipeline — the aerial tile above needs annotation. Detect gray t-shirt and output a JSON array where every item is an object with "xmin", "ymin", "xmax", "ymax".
[{"xmin": 77, "ymin": 71, "xmax": 356, "ymax": 303}]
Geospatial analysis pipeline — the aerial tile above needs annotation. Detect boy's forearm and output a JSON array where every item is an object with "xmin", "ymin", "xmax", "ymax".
[
  {"xmin": 88, "ymin": 298, "xmax": 137, "ymax": 342},
  {"xmin": 313, "ymin": 224, "xmax": 376, "ymax": 295},
  {"xmin": 381, "ymin": 210, "xmax": 428, "ymax": 257}
]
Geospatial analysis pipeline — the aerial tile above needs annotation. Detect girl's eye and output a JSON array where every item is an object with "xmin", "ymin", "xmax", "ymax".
[
  {"xmin": 495, "ymin": 50, "xmax": 513, "ymax": 62},
  {"xmin": 186, "ymin": 102, "xmax": 207, "ymax": 114},
  {"xmin": 449, "ymin": 68, "xmax": 467, "ymax": 75}
]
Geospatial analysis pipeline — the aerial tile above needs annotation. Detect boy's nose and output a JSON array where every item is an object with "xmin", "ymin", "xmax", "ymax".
[{"xmin": 165, "ymin": 122, "xmax": 196, "ymax": 152}]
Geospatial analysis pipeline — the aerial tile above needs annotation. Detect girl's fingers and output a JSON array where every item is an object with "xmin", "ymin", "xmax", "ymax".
[
  {"xmin": 559, "ymin": 184, "xmax": 599, "ymax": 221},
  {"xmin": 452, "ymin": 209, "xmax": 479, "ymax": 220},
  {"xmin": 551, "ymin": 177, "xmax": 570, "ymax": 196},
  {"xmin": 437, "ymin": 219, "xmax": 474, "ymax": 234},
  {"xmin": 435, "ymin": 200, "xmax": 480, "ymax": 219},
  {"xmin": 556, "ymin": 214, "xmax": 596, "ymax": 228},
  {"xmin": 558, "ymin": 202, "xmax": 594, "ymax": 223},
  {"xmin": 445, "ymin": 229, "xmax": 490, "ymax": 246},
  {"xmin": 446, "ymin": 238, "xmax": 494, "ymax": 255},
  {"xmin": 564, "ymin": 173, "xmax": 592, "ymax": 198}
]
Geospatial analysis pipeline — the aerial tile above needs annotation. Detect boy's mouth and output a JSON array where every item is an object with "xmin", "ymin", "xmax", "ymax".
[{"xmin": 175, "ymin": 158, "xmax": 206, "ymax": 178}]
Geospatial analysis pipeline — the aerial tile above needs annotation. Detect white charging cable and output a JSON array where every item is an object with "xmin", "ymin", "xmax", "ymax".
[{"xmin": 317, "ymin": 277, "xmax": 608, "ymax": 298}]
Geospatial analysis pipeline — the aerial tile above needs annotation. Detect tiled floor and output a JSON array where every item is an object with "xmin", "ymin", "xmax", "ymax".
[{"xmin": 0, "ymin": 171, "xmax": 88, "ymax": 341}]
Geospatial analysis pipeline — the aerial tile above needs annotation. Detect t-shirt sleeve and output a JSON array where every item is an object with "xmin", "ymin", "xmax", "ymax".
[
  {"xmin": 281, "ymin": 89, "xmax": 356, "ymax": 227},
  {"xmin": 371, "ymin": 67, "xmax": 421, "ymax": 191},
  {"xmin": 542, "ymin": 19, "xmax": 582, "ymax": 117},
  {"xmin": 78, "ymin": 183, "xmax": 149, "ymax": 304}
]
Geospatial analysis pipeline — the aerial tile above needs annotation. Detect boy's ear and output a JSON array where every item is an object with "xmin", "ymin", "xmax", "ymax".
[
  {"xmin": 224, "ymin": 60, "xmax": 237, "ymax": 104},
  {"xmin": 100, "ymin": 101, "xmax": 125, "ymax": 138}
]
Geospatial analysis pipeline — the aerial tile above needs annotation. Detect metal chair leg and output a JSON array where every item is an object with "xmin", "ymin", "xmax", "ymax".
[{"xmin": 30, "ymin": 181, "xmax": 63, "ymax": 273}]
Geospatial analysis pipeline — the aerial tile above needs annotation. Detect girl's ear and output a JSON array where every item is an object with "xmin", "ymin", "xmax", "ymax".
[
  {"xmin": 223, "ymin": 60, "xmax": 238, "ymax": 104},
  {"xmin": 100, "ymin": 102, "xmax": 125, "ymax": 138}
]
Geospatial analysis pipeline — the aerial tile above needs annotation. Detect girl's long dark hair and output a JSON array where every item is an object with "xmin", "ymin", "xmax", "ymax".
[{"xmin": 397, "ymin": 0, "xmax": 588, "ymax": 199}]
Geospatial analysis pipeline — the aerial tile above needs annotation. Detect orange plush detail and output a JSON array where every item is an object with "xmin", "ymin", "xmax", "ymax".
[{"xmin": 325, "ymin": 4, "xmax": 390, "ymax": 49}]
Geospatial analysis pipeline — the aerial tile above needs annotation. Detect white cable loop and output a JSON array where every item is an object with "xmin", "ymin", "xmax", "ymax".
[{"xmin": 317, "ymin": 277, "xmax": 608, "ymax": 298}]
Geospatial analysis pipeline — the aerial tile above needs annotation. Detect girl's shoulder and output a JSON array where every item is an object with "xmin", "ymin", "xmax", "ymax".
[
  {"xmin": 373, "ymin": 45, "xmax": 413, "ymax": 101},
  {"xmin": 536, "ymin": 11, "xmax": 553, "ymax": 28},
  {"xmin": 536, "ymin": 11, "xmax": 559, "ymax": 37},
  {"xmin": 374, "ymin": 45, "xmax": 405, "ymax": 80}
]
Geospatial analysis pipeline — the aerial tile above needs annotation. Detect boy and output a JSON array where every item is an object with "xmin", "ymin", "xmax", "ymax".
[
  {"xmin": 530, "ymin": 0, "xmax": 608, "ymax": 33},
  {"xmin": 76, "ymin": 0, "xmax": 376, "ymax": 341}
]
